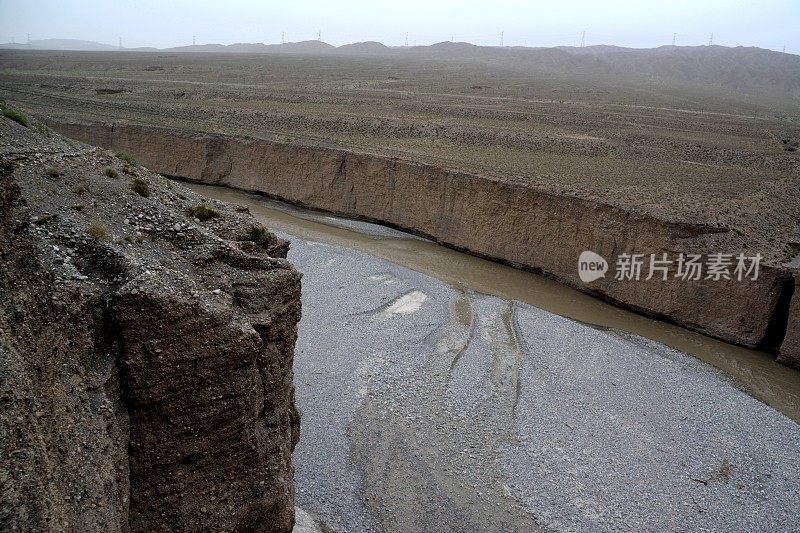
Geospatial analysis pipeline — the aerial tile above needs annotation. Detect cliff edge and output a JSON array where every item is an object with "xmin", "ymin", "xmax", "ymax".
[{"xmin": 0, "ymin": 114, "xmax": 301, "ymax": 531}]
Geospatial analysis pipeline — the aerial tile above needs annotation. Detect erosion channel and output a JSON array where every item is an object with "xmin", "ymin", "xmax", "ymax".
[{"xmin": 188, "ymin": 182, "xmax": 800, "ymax": 533}]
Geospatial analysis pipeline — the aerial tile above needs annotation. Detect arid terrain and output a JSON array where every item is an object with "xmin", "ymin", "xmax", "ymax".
[
  {"xmin": 3, "ymin": 43, "xmax": 800, "ymax": 532},
  {"xmin": 1, "ymin": 45, "xmax": 799, "ymax": 264}
]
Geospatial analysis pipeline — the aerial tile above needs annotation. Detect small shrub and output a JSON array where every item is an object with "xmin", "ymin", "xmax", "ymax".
[
  {"xmin": 34, "ymin": 213, "xmax": 56, "ymax": 225},
  {"xmin": 73, "ymin": 184, "xmax": 89, "ymax": 195},
  {"xmin": 123, "ymin": 163, "xmax": 135, "ymax": 175},
  {"xmin": 114, "ymin": 151, "xmax": 136, "ymax": 166},
  {"xmin": 186, "ymin": 203, "xmax": 220, "ymax": 222},
  {"xmin": 1, "ymin": 109, "xmax": 27, "ymax": 126},
  {"xmin": 45, "ymin": 166, "xmax": 60, "ymax": 178},
  {"xmin": 248, "ymin": 225, "xmax": 267, "ymax": 242},
  {"xmin": 86, "ymin": 222, "xmax": 108, "ymax": 240},
  {"xmin": 238, "ymin": 240, "xmax": 256, "ymax": 253},
  {"xmin": 34, "ymin": 122, "xmax": 50, "ymax": 134},
  {"xmin": 71, "ymin": 204, "xmax": 86, "ymax": 211},
  {"xmin": 130, "ymin": 177, "xmax": 150, "ymax": 197},
  {"xmin": 104, "ymin": 167, "xmax": 118, "ymax": 179}
]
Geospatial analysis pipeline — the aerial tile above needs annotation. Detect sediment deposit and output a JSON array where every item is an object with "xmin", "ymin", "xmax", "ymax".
[
  {"xmin": 49, "ymin": 121, "xmax": 795, "ymax": 357},
  {"xmin": 0, "ymin": 116, "xmax": 301, "ymax": 532}
]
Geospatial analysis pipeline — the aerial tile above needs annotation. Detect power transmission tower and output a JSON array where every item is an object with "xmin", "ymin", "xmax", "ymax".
[
  {"xmin": 500, "ymin": 31, "xmax": 504, "ymax": 47},
  {"xmin": 192, "ymin": 35, "xmax": 196, "ymax": 46},
  {"xmin": 281, "ymin": 31, "xmax": 285, "ymax": 44},
  {"xmin": 672, "ymin": 33, "xmax": 676, "ymax": 46},
  {"xmin": 580, "ymin": 30, "xmax": 585, "ymax": 48},
  {"xmin": 118, "ymin": 37, "xmax": 122, "ymax": 50},
  {"xmin": 318, "ymin": 30, "xmax": 321, "ymax": 41},
  {"xmin": 405, "ymin": 32, "xmax": 408, "ymax": 47},
  {"xmin": 708, "ymin": 33, "xmax": 713, "ymax": 45},
  {"xmin": 783, "ymin": 44, "xmax": 786, "ymax": 53},
  {"xmin": 26, "ymin": 33, "xmax": 30, "ymax": 47}
]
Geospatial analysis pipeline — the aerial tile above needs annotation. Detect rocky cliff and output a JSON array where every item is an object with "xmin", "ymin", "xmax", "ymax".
[
  {"xmin": 0, "ymin": 116, "xmax": 301, "ymax": 531},
  {"xmin": 48, "ymin": 121, "xmax": 796, "ymax": 358}
]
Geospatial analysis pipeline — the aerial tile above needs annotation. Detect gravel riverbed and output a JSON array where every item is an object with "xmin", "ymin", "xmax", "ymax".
[{"xmin": 273, "ymin": 227, "xmax": 800, "ymax": 532}]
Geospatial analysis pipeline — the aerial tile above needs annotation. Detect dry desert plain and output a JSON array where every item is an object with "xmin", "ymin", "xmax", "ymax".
[{"xmin": 1, "ymin": 45, "xmax": 799, "ymax": 262}]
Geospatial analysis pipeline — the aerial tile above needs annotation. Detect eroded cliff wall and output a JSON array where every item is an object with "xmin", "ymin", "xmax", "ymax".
[
  {"xmin": 50, "ymin": 121, "xmax": 795, "ymax": 355},
  {"xmin": 0, "ymin": 158, "xmax": 130, "ymax": 531},
  {"xmin": 778, "ymin": 272, "xmax": 800, "ymax": 369},
  {"xmin": 0, "ymin": 117, "xmax": 301, "ymax": 532}
]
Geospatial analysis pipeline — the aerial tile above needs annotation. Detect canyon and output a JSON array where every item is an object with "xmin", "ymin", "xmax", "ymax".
[
  {"xmin": 2, "ymin": 42, "xmax": 800, "ymax": 532},
  {"xmin": 2, "ymin": 104, "xmax": 800, "ymax": 533},
  {"xmin": 199, "ymin": 172, "xmax": 800, "ymax": 532}
]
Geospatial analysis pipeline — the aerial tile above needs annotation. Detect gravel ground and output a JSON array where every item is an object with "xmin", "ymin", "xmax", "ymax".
[{"xmin": 277, "ymin": 224, "xmax": 800, "ymax": 533}]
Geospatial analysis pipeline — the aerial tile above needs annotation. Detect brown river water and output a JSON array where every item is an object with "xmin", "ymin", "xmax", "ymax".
[{"xmin": 186, "ymin": 182, "xmax": 800, "ymax": 423}]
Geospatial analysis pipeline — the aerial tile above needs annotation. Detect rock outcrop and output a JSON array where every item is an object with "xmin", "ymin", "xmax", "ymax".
[
  {"xmin": 0, "ymin": 116, "xmax": 301, "ymax": 531},
  {"xmin": 49, "ymin": 121, "xmax": 795, "ymax": 356}
]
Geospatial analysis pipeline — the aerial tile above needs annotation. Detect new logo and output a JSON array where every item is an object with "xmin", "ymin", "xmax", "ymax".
[{"xmin": 578, "ymin": 251, "xmax": 608, "ymax": 283}]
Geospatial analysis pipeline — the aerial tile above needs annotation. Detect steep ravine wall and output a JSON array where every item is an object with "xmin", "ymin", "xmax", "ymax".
[
  {"xmin": 778, "ymin": 272, "xmax": 800, "ymax": 369},
  {"xmin": 0, "ymin": 122, "xmax": 301, "ymax": 532},
  {"xmin": 50, "ymin": 121, "xmax": 797, "ymax": 358}
]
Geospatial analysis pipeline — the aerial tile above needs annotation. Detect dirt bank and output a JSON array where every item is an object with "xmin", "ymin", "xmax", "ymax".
[
  {"xmin": 48, "ymin": 120, "xmax": 796, "ymax": 358},
  {"xmin": 0, "ymin": 117, "xmax": 301, "ymax": 531}
]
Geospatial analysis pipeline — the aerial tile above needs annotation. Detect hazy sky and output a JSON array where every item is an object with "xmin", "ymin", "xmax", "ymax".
[{"xmin": 0, "ymin": 0, "xmax": 798, "ymax": 52}]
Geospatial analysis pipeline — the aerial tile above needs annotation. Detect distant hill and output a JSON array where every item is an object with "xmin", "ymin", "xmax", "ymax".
[
  {"xmin": 337, "ymin": 41, "xmax": 391, "ymax": 55},
  {"xmin": 348, "ymin": 42, "xmax": 800, "ymax": 92},
  {"xmin": 161, "ymin": 40, "xmax": 335, "ymax": 54},
  {"xmin": 0, "ymin": 38, "xmax": 337, "ymax": 54},
  {"xmin": 0, "ymin": 39, "xmax": 119, "ymax": 51},
  {"xmin": 2, "ymin": 39, "xmax": 798, "ymax": 92},
  {"xmin": 556, "ymin": 45, "xmax": 800, "ymax": 91}
]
